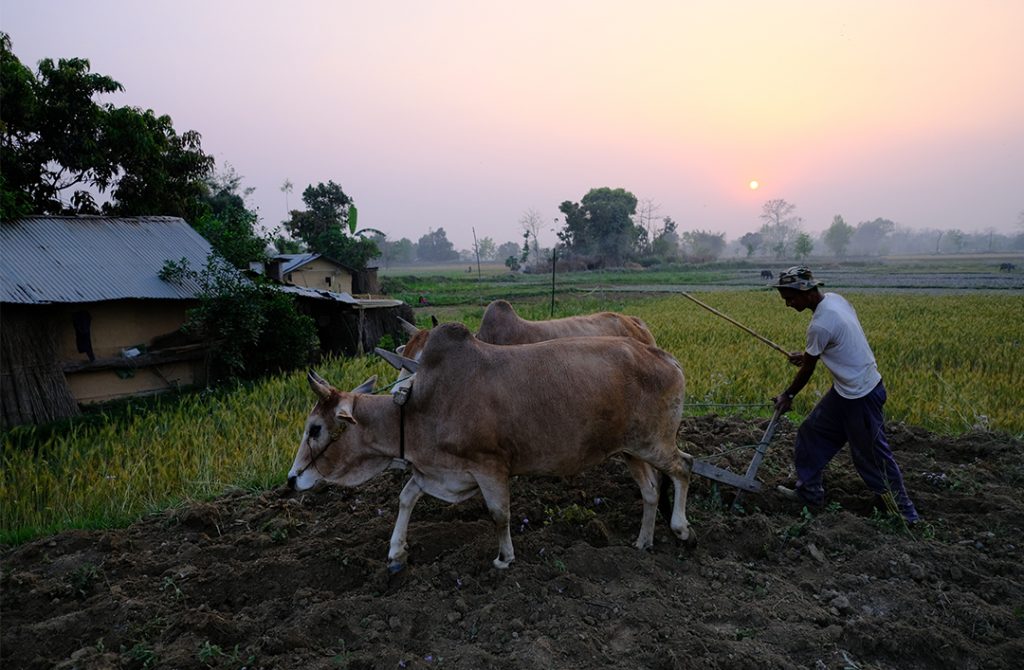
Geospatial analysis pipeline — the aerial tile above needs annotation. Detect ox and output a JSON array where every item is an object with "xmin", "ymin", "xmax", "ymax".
[
  {"xmin": 476, "ymin": 299, "xmax": 655, "ymax": 345},
  {"xmin": 395, "ymin": 299, "xmax": 654, "ymax": 379},
  {"xmin": 760, "ymin": 270, "xmax": 774, "ymax": 280},
  {"xmin": 288, "ymin": 323, "xmax": 693, "ymax": 570},
  {"xmin": 390, "ymin": 300, "xmax": 668, "ymax": 523}
]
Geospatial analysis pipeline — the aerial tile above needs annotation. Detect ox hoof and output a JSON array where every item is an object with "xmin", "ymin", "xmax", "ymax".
[
  {"xmin": 387, "ymin": 560, "xmax": 406, "ymax": 574},
  {"xmin": 633, "ymin": 538, "xmax": 654, "ymax": 552},
  {"xmin": 492, "ymin": 557, "xmax": 514, "ymax": 570},
  {"xmin": 676, "ymin": 528, "xmax": 698, "ymax": 549}
]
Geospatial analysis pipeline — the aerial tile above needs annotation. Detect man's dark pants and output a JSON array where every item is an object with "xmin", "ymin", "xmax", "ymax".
[{"xmin": 793, "ymin": 380, "xmax": 919, "ymax": 522}]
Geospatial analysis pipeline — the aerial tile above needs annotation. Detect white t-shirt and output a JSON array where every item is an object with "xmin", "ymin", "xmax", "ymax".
[{"xmin": 805, "ymin": 293, "xmax": 882, "ymax": 399}]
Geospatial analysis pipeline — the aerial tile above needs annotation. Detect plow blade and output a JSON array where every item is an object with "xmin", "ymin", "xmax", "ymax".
[
  {"xmin": 691, "ymin": 460, "xmax": 764, "ymax": 493},
  {"xmin": 690, "ymin": 408, "xmax": 783, "ymax": 496}
]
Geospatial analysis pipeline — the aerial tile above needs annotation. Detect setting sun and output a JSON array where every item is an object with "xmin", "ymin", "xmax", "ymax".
[{"xmin": 749, "ymin": 180, "xmax": 760, "ymax": 190}]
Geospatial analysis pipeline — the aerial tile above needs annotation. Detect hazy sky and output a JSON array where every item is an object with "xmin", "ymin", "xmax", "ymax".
[{"xmin": 4, "ymin": 1, "xmax": 1022, "ymax": 250}]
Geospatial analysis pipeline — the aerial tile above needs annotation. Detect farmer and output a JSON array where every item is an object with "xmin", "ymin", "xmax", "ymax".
[{"xmin": 771, "ymin": 266, "xmax": 919, "ymax": 523}]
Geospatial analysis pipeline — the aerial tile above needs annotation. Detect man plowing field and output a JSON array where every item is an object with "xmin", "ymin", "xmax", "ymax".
[{"xmin": 770, "ymin": 266, "xmax": 920, "ymax": 524}]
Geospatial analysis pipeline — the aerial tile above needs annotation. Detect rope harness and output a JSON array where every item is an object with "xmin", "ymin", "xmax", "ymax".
[
  {"xmin": 390, "ymin": 385, "xmax": 411, "ymax": 470},
  {"xmin": 295, "ymin": 422, "xmax": 349, "ymax": 478}
]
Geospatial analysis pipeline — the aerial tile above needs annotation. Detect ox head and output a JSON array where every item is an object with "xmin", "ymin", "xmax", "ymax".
[{"xmin": 287, "ymin": 370, "xmax": 380, "ymax": 491}]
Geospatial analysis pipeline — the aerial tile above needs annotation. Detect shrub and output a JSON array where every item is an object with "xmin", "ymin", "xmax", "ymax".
[{"xmin": 161, "ymin": 257, "xmax": 318, "ymax": 383}]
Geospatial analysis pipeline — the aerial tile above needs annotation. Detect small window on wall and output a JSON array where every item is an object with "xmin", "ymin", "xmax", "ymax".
[{"xmin": 325, "ymin": 276, "xmax": 332, "ymax": 286}]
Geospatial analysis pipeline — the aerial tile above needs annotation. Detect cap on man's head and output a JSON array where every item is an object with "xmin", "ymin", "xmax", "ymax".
[{"xmin": 772, "ymin": 266, "xmax": 824, "ymax": 291}]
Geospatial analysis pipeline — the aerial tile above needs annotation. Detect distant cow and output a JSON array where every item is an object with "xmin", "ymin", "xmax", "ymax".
[
  {"xmin": 999, "ymin": 262, "xmax": 1016, "ymax": 272},
  {"xmin": 288, "ymin": 324, "xmax": 694, "ymax": 570},
  {"xmin": 760, "ymin": 270, "xmax": 773, "ymax": 280}
]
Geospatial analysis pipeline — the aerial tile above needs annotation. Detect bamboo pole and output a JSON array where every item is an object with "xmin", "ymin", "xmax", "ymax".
[{"xmin": 679, "ymin": 292, "xmax": 791, "ymax": 358}]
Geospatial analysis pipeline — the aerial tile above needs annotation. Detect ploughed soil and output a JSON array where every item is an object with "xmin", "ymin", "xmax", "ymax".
[{"xmin": 3, "ymin": 416, "xmax": 1022, "ymax": 670}]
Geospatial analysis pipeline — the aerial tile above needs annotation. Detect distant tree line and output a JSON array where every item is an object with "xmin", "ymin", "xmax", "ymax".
[{"xmin": 7, "ymin": 30, "xmax": 1018, "ymax": 284}]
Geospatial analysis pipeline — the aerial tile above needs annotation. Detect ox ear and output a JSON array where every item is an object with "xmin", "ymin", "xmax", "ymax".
[
  {"xmin": 351, "ymin": 375, "xmax": 377, "ymax": 394},
  {"xmin": 336, "ymin": 405, "xmax": 357, "ymax": 425},
  {"xmin": 308, "ymin": 369, "xmax": 332, "ymax": 400},
  {"xmin": 430, "ymin": 315, "xmax": 439, "ymax": 327},
  {"xmin": 398, "ymin": 317, "xmax": 419, "ymax": 336}
]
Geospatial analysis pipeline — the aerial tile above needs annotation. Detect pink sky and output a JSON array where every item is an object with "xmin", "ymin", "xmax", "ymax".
[{"xmin": 4, "ymin": 1, "xmax": 1022, "ymax": 250}]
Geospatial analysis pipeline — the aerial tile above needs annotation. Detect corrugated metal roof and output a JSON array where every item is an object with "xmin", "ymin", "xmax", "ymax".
[
  {"xmin": 275, "ymin": 285, "xmax": 402, "ymax": 308},
  {"xmin": 276, "ymin": 284, "xmax": 360, "ymax": 304},
  {"xmin": 272, "ymin": 252, "xmax": 358, "ymax": 274},
  {"xmin": 275, "ymin": 253, "xmax": 321, "ymax": 275},
  {"xmin": 1, "ymin": 216, "xmax": 213, "ymax": 304}
]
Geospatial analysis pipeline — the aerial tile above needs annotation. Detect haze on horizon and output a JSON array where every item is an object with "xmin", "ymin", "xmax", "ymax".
[{"xmin": 3, "ymin": 1, "xmax": 1022, "ymax": 251}]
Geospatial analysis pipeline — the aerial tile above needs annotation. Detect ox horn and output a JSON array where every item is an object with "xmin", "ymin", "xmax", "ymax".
[
  {"xmin": 374, "ymin": 347, "xmax": 420, "ymax": 373},
  {"xmin": 307, "ymin": 369, "xmax": 332, "ymax": 400},
  {"xmin": 398, "ymin": 317, "xmax": 419, "ymax": 336}
]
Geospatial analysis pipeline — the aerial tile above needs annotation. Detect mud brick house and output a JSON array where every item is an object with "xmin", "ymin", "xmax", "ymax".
[
  {"xmin": 1, "ymin": 217, "xmax": 411, "ymax": 427},
  {"xmin": 0, "ymin": 216, "xmax": 216, "ymax": 427},
  {"xmin": 266, "ymin": 253, "xmax": 401, "ymax": 356},
  {"xmin": 268, "ymin": 253, "xmax": 381, "ymax": 296}
]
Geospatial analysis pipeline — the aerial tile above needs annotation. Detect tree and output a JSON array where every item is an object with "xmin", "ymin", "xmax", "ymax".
[
  {"xmin": 272, "ymin": 233, "xmax": 303, "ymax": 254},
  {"xmin": 190, "ymin": 163, "xmax": 270, "ymax": 269},
  {"xmin": 389, "ymin": 237, "xmax": 415, "ymax": 264},
  {"xmin": 794, "ymin": 232, "xmax": 814, "ymax": 260},
  {"xmin": 738, "ymin": 231, "xmax": 763, "ymax": 257},
  {"xmin": 280, "ymin": 179, "xmax": 293, "ymax": 214},
  {"xmin": 651, "ymin": 217, "xmax": 679, "ymax": 258},
  {"xmin": 635, "ymin": 198, "xmax": 661, "ymax": 255},
  {"xmin": 283, "ymin": 181, "xmax": 379, "ymax": 270},
  {"xmin": 849, "ymin": 218, "xmax": 896, "ymax": 256},
  {"xmin": 476, "ymin": 236, "xmax": 496, "ymax": 261},
  {"xmin": 557, "ymin": 187, "xmax": 641, "ymax": 266},
  {"xmin": 519, "ymin": 208, "xmax": 542, "ymax": 263},
  {"xmin": 823, "ymin": 215, "xmax": 854, "ymax": 257},
  {"xmin": 758, "ymin": 199, "xmax": 803, "ymax": 258},
  {"xmin": 416, "ymin": 228, "xmax": 459, "ymax": 262},
  {"xmin": 941, "ymin": 228, "xmax": 966, "ymax": 254},
  {"xmin": 103, "ymin": 107, "xmax": 214, "ymax": 221},
  {"xmin": 495, "ymin": 240, "xmax": 521, "ymax": 261},
  {"xmin": 680, "ymin": 229, "xmax": 726, "ymax": 261},
  {"xmin": 0, "ymin": 34, "xmax": 214, "ymax": 220},
  {"xmin": 370, "ymin": 233, "xmax": 414, "ymax": 266}
]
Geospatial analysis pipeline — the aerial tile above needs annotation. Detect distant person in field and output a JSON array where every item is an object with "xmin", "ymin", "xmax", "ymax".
[{"xmin": 770, "ymin": 266, "xmax": 919, "ymax": 524}]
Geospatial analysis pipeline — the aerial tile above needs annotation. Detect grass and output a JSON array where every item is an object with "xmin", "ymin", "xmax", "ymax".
[
  {"xmin": 1, "ymin": 355, "xmax": 394, "ymax": 544},
  {"xmin": 2, "ymin": 282, "xmax": 1021, "ymax": 545}
]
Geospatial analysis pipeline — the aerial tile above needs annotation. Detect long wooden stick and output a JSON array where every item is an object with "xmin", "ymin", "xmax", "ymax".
[{"xmin": 680, "ymin": 292, "xmax": 791, "ymax": 357}]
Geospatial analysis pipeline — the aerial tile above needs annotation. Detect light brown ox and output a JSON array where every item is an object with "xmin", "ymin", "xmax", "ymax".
[
  {"xmin": 391, "ymin": 300, "xmax": 665, "ymax": 521},
  {"xmin": 288, "ymin": 322, "xmax": 693, "ymax": 570},
  {"xmin": 398, "ymin": 298, "xmax": 653, "ymax": 358},
  {"xmin": 393, "ymin": 299, "xmax": 655, "ymax": 390}
]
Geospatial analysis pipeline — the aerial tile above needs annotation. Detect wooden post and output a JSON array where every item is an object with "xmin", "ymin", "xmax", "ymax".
[
  {"xmin": 357, "ymin": 307, "xmax": 366, "ymax": 355},
  {"xmin": 550, "ymin": 246, "xmax": 557, "ymax": 317}
]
